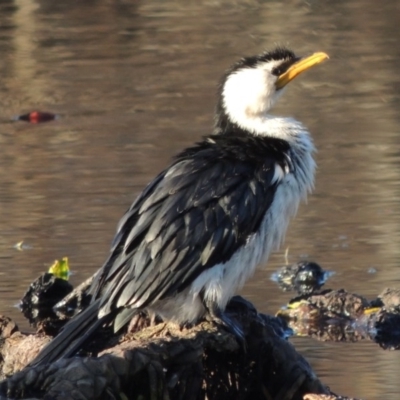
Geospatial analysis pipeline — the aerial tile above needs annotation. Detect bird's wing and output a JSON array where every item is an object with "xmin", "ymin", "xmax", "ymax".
[{"xmin": 97, "ymin": 136, "xmax": 291, "ymax": 315}]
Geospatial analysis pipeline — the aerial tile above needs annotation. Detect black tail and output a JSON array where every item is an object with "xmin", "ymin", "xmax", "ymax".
[{"xmin": 29, "ymin": 299, "xmax": 112, "ymax": 367}]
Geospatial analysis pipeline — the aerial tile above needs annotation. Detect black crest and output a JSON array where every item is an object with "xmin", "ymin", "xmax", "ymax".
[{"xmin": 230, "ymin": 47, "xmax": 298, "ymax": 73}]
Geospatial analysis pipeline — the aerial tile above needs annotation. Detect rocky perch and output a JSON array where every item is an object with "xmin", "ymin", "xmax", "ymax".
[{"xmin": 0, "ymin": 293, "xmax": 362, "ymax": 400}]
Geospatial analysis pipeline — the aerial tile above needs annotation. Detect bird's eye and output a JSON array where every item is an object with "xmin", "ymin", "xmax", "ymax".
[
  {"xmin": 272, "ymin": 66, "xmax": 285, "ymax": 76},
  {"xmin": 272, "ymin": 58, "xmax": 300, "ymax": 77}
]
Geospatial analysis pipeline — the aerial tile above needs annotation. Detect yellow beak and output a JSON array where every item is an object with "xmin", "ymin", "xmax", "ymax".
[{"xmin": 275, "ymin": 52, "xmax": 329, "ymax": 90}]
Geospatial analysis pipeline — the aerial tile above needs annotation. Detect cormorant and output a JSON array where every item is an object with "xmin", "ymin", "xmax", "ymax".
[{"xmin": 30, "ymin": 47, "xmax": 328, "ymax": 366}]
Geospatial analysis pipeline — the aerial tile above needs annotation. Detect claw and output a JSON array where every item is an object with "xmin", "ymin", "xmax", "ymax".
[{"xmin": 203, "ymin": 298, "xmax": 246, "ymax": 350}]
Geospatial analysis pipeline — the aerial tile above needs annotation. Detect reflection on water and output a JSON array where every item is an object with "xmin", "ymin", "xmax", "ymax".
[{"xmin": 0, "ymin": 0, "xmax": 399, "ymax": 398}]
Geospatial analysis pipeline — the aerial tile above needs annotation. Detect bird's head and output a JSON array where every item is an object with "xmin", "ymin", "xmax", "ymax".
[{"xmin": 215, "ymin": 47, "xmax": 328, "ymax": 135}]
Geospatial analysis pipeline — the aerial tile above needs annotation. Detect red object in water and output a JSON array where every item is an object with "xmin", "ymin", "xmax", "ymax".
[{"xmin": 17, "ymin": 111, "xmax": 57, "ymax": 123}]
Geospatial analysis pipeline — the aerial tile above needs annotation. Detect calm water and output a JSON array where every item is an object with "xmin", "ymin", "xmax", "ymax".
[{"xmin": 1, "ymin": 0, "xmax": 400, "ymax": 398}]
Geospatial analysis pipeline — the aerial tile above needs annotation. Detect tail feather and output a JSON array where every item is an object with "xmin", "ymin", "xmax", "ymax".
[{"xmin": 29, "ymin": 299, "xmax": 111, "ymax": 367}]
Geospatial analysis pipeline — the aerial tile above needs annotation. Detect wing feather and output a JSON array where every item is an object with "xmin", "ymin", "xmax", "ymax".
[{"xmin": 95, "ymin": 135, "xmax": 291, "ymax": 316}]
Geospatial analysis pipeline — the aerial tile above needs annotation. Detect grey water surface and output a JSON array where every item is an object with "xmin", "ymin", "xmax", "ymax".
[{"xmin": 0, "ymin": 0, "xmax": 400, "ymax": 398}]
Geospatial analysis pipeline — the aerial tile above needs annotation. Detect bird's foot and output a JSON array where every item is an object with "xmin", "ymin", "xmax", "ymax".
[{"xmin": 203, "ymin": 300, "xmax": 246, "ymax": 349}]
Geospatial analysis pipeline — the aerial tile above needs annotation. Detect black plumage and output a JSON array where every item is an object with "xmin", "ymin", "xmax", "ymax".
[{"xmin": 93, "ymin": 133, "xmax": 292, "ymax": 309}]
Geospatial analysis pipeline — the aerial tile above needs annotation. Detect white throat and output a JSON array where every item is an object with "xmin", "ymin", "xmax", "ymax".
[
  {"xmin": 221, "ymin": 63, "xmax": 308, "ymax": 142},
  {"xmin": 221, "ymin": 64, "xmax": 315, "ymax": 158}
]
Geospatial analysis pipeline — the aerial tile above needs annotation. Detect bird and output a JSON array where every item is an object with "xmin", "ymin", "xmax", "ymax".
[{"xmin": 29, "ymin": 47, "xmax": 328, "ymax": 367}]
